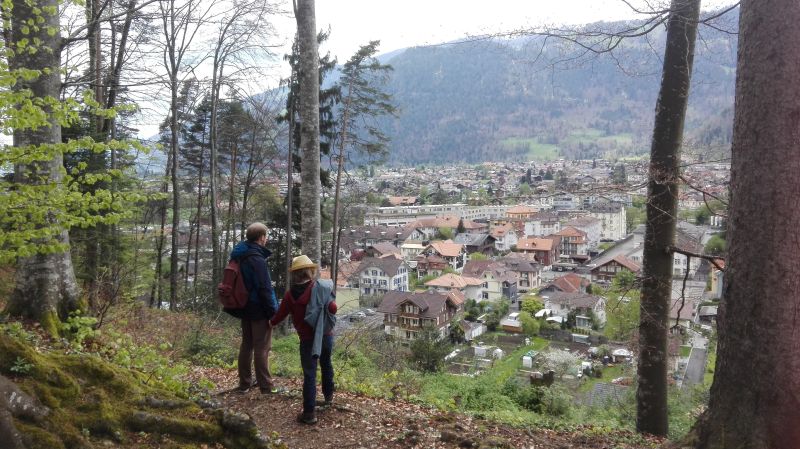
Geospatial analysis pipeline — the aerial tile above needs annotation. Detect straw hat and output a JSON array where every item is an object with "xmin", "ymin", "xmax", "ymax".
[{"xmin": 289, "ymin": 255, "xmax": 317, "ymax": 272}]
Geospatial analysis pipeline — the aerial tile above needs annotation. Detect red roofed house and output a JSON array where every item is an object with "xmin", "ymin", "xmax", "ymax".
[
  {"xmin": 424, "ymin": 273, "xmax": 483, "ymax": 300},
  {"xmin": 506, "ymin": 205, "xmax": 538, "ymax": 219},
  {"xmin": 590, "ymin": 255, "xmax": 641, "ymax": 282},
  {"xmin": 540, "ymin": 272, "xmax": 590, "ymax": 295},
  {"xmin": 514, "ymin": 237, "xmax": 560, "ymax": 266},
  {"xmin": 490, "ymin": 222, "xmax": 519, "ymax": 252},
  {"xmin": 377, "ymin": 290, "xmax": 465, "ymax": 341},
  {"xmin": 554, "ymin": 226, "xmax": 589, "ymax": 256},
  {"xmin": 419, "ymin": 240, "xmax": 467, "ymax": 273},
  {"xmin": 387, "ymin": 196, "xmax": 419, "ymax": 206}
]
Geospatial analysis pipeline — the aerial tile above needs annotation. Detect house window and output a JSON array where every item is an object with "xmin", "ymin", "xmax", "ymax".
[{"xmin": 372, "ymin": 270, "xmax": 378, "ymax": 276}]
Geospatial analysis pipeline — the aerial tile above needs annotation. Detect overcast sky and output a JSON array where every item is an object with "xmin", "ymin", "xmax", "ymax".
[
  {"xmin": 307, "ymin": 0, "xmax": 737, "ymax": 63},
  {"xmin": 133, "ymin": 0, "xmax": 737, "ymax": 138}
]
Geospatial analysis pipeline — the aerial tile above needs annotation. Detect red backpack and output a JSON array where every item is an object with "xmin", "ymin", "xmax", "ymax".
[{"xmin": 217, "ymin": 258, "xmax": 251, "ymax": 309}]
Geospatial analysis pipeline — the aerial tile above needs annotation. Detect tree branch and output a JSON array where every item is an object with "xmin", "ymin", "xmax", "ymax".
[{"xmin": 667, "ymin": 245, "xmax": 725, "ymax": 271}]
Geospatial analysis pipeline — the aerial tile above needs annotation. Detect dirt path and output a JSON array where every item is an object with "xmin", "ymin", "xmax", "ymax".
[{"xmin": 209, "ymin": 373, "xmax": 661, "ymax": 449}]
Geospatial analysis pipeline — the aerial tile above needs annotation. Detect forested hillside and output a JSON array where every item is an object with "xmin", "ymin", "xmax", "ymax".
[{"xmin": 377, "ymin": 18, "xmax": 737, "ymax": 164}]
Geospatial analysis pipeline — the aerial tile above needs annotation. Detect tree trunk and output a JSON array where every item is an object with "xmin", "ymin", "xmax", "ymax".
[
  {"xmin": 330, "ymin": 86, "xmax": 352, "ymax": 290},
  {"xmin": 150, "ymin": 151, "xmax": 172, "ymax": 309},
  {"xmin": 296, "ymin": 0, "xmax": 321, "ymax": 264},
  {"xmin": 695, "ymin": 2, "xmax": 800, "ymax": 447},
  {"xmin": 188, "ymin": 153, "xmax": 204, "ymax": 295},
  {"xmin": 224, "ymin": 143, "xmax": 238, "ymax": 256},
  {"xmin": 5, "ymin": 0, "xmax": 81, "ymax": 335},
  {"xmin": 169, "ymin": 75, "xmax": 180, "ymax": 310},
  {"xmin": 209, "ymin": 76, "xmax": 222, "ymax": 289},
  {"xmin": 636, "ymin": 0, "xmax": 699, "ymax": 437},
  {"xmin": 329, "ymin": 152, "xmax": 344, "ymax": 290}
]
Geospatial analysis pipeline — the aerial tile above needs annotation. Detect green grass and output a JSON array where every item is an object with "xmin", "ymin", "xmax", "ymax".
[
  {"xmin": 680, "ymin": 346, "xmax": 692, "ymax": 358},
  {"xmin": 500, "ymin": 137, "xmax": 559, "ymax": 160},
  {"xmin": 577, "ymin": 363, "xmax": 627, "ymax": 393},
  {"xmin": 483, "ymin": 337, "xmax": 550, "ymax": 381},
  {"xmin": 562, "ymin": 128, "xmax": 605, "ymax": 143},
  {"xmin": 563, "ymin": 129, "xmax": 634, "ymax": 147},
  {"xmin": 703, "ymin": 351, "xmax": 717, "ymax": 387}
]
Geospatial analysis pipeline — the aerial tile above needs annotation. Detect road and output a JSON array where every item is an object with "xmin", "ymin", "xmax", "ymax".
[
  {"xmin": 683, "ymin": 347, "xmax": 707, "ymax": 387},
  {"xmin": 333, "ymin": 311, "xmax": 383, "ymax": 335}
]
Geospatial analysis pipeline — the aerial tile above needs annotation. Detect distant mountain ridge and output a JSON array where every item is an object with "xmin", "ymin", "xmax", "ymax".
[{"xmin": 377, "ymin": 12, "xmax": 738, "ymax": 165}]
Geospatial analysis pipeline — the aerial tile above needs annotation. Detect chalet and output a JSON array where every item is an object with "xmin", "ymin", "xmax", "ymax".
[
  {"xmin": 590, "ymin": 255, "xmax": 641, "ymax": 282},
  {"xmin": 319, "ymin": 260, "xmax": 361, "ymax": 289},
  {"xmin": 540, "ymin": 272, "xmax": 590, "ymax": 295},
  {"xmin": 489, "ymin": 223, "xmax": 518, "ymax": 252},
  {"xmin": 364, "ymin": 242, "xmax": 402, "ymax": 259},
  {"xmin": 543, "ymin": 292, "xmax": 607, "ymax": 328},
  {"xmin": 407, "ymin": 215, "xmax": 463, "ymax": 241},
  {"xmin": 415, "ymin": 254, "xmax": 450, "ymax": 277},
  {"xmin": 400, "ymin": 241, "xmax": 426, "ymax": 267},
  {"xmin": 500, "ymin": 253, "xmax": 541, "ymax": 293},
  {"xmin": 356, "ymin": 257, "xmax": 410, "ymax": 296},
  {"xmin": 337, "ymin": 224, "xmax": 414, "ymax": 260},
  {"xmin": 462, "ymin": 260, "xmax": 519, "ymax": 302},
  {"xmin": 515, "ymin": 237, "xmax": 559, "ymax": 266},
  {"xmin": 419, "ymin": 240, "xmax": 467, "ymax": 273},
  {"xmin": 377, "ymin": 290, "xmax": 465, "ymax": 341},
  {"xmin": 424, "ymin": 273, "xmax": 483, "ymax": 300},
  {"xmin": 453, "ymin": 232, "xmax": 497, "ymax": 256}
]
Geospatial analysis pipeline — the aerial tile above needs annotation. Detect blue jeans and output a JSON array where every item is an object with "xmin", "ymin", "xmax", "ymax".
[{"xmin": 299, "ymin": 335, "xmax": 334, "ymax": 414}]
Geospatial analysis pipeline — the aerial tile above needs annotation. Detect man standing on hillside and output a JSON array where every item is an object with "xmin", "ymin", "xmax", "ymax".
[{"xmin": 225, "ymin": 222, "xmax": 280, "ymax": 394}]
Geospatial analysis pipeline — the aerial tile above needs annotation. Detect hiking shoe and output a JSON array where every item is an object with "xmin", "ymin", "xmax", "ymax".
[
  {"xmin": 319, "ymin": 394, "xmax": 333, "ymax": 407},
  {"xmin": 237, "ymin": 381, "xmax": 256, "ymax": 393},
  {"xmin": 296, "ymin": 411, "xmax": 317, "ymax": 425},
  {"xmin": 260, "ymin": 386, "xmax": 286, "ymax": 395}
]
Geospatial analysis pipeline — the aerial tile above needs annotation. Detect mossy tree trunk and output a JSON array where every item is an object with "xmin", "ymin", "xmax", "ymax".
[
  {"xmin": 5, "ymin": 0, "xmax": 81, "ymax": 335},
  {"xmin": 636, "ymin": 0, "xmax": 699, "ymax": 436},
  {"xmin": 695, "ymin": 1, "xmax": 800, "ymax": 447}
]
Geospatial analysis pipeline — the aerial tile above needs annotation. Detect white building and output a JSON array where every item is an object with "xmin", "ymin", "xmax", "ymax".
[
  {"xmin": 356, "ymin": 257, "xmax": 410, "ymax": 296},
  {"xmin": 524, "ymin": 213, "xmax": 561, "ymax": 237},
  {"xmin": 587, "ymin": 203, "xmax": 627, "ymax": 241}
]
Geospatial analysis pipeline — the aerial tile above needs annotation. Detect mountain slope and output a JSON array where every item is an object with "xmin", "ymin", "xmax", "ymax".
[{"xmin": 378, "ymin": 15, "xmax": 737, "ymax": 164}]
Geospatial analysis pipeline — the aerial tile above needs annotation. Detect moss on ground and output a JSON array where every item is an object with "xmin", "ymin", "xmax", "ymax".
[{"xmin": 0, "ymin": 332, "xmax": 281, "ymax": 449}]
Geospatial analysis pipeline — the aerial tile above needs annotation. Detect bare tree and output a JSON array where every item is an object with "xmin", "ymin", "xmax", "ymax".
[
  {"xmin": 206, "ymin": 0, "xmax": 278, "ymax": 287},
  {"xmin": 157, "ymin": 0, "xmax": 213, "ymax": 309},
  {"xmin": 695, "ymin": 1, "xmax": 800, "ymax": 447}
]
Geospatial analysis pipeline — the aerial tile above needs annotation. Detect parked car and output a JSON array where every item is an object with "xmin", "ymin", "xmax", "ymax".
[
  {"xmin": 364, "ymin": 308, "xmax": 376, "ymax": 316},
  {"xmin": 350, "ymin": 312, "xmax": 366, "ymax": 321}
]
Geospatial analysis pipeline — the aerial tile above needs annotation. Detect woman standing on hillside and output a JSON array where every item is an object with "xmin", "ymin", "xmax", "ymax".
[{"xmin": 270, "ymin": 255, "xmax": 337, "ymax": 425}]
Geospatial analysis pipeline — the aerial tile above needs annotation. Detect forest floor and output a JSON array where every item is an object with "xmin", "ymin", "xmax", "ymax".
[{"xmin": 199, "ymin": 368, "xmax": 664, "ymax": 449}]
